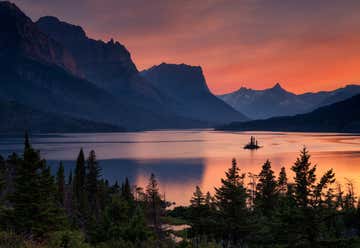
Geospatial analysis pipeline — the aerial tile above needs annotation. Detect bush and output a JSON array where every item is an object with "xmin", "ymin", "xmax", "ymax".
[
  {"xmin": 46, "ymin": 230, "xmax": 90, "ymax": 248},
  {"xmin": 0, "ymin": 231, "xmax": 24, "ymax": 248}
]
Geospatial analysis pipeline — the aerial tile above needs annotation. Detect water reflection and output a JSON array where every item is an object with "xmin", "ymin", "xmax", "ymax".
[{"xmin": 0, "ymin": 130, "xmax": 359, "ymax": 206}]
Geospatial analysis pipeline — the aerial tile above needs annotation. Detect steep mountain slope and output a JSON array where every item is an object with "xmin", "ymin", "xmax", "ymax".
[
  {"xmin": 141, "ymin": 63, "xmax": 248, "ymax": 124},
  {"xmin": 0, "ymin": 1, "xmax": 200, "ymax": 130},
  {"xmin": 219, "ymin": 83, "xmax": 360, "ymax": 119},
  {"xmin": 0, "ymin": 100, "xmax": 123, "ymax": 133},
  {"xmin": 217, "ymin": 93, "xmax": 360, "ymax": 133},
  {"xmin": 0, "ymin": 2, "xmax": 78, "ymax": 75},
  {"xmin": 36, "ymin": 16, "xmax": 163, "ymax": 105}
]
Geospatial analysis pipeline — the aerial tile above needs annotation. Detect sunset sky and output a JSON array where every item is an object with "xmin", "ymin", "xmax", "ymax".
[{"xmin": 13, "ymin": 0, "xmax": 360, "ymax": 94}]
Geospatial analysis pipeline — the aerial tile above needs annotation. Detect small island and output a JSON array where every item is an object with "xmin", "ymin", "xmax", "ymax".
[{"xmin": 244, "ymin": 136, "xmax": 261, "ymax": 150}]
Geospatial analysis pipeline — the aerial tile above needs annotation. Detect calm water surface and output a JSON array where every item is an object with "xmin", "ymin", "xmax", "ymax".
[{"xmin": 1, "ymin": 130, "xmax": 360, "ymax": 206}]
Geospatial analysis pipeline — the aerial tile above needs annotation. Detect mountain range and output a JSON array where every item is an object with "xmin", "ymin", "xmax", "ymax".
[
  {"xmin": 219, "ymin": 83, "xmax": 360, "ymax": 119},
  {"xmin": 0, "ymin": 1, "xmax": 246, "ymax": 132},
  {"xmin": 217, "ymin": 93, "xmax": 360, "ymax": 133},
  {"xmin": 1, "ymin": 1, "xmax": 359, "ymax": 133}
]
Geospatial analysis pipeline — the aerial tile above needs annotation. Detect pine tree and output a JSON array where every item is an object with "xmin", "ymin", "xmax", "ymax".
[
  {"xmin": 86, "ymin": 150, "xmax": 101, "ymax": 218},
  {"xmin": 37, "ymin": 164, "xmax": 66, "ymax": 235},
  {"xmin": 278, "ymin": 166, "xmax": 288, "ymax": 195},
  {"xmin": 121, "ymin": 177, "xmax": 133, "ymax": 202},
  {"xmin": 68, "ymin": 170, "xmax": 73, "ymax": 185},
  {"xmin": 145, "ymin": 173, "xmax": 162, "ymax": 234},
  {"xmin": 56, "ymin": 162, "xmax": 65, "ymax": 206},
  {"xmin": 190, "ymin": 185, "xmax": 204, "ymax": 208},
  {"xmin": 73, "ymin": 148, "xmax": 87, "ymax": 218},
  {"xmin": 24, "ymin": 131, "xmax": 30, "ymax": 150},
  {"xmin": 204, "ymin": 191, "xmax": 213, "ymax": 207},
  {"xmin": 214, "ymin": 158, "xmax": 249, "ymax": 245},
  {"xmin": 255, "ymin": 160, "xmax": 278, "ymax": 216},
  {"xmin": 9, "ymin": 134, "xmax": 42, "ymax": 235},
  {"xmin": 8, "ymin": 134, "xmax": 65, "ymax": 237},
  {"xmin": 291, "ymin": 147, "xmax": 316, "ymax": 208}
]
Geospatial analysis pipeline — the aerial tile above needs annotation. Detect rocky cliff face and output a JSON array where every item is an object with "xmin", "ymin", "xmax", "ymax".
[
  {"xmin": 141, "ymin": 63, "xmax": 248, "ymax": 124},
  {"xmin": 36, "ymin": 16, "xmax": 159, "ymax": 100},
  {"xmin": 142, "ymin": 63, "xmax": 211, "ymax": 98},
  {"xmin": 0, "ymin": 2, "xmax": 78, "ymax": 75},
  {"xmin": 0, "ymin": 2, "xmax": 206, "ymax": 130}
]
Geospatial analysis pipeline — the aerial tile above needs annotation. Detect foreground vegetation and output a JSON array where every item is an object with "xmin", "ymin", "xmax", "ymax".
[{"xmin": 0, "ymin": 134, "xmax": 360, "ymax": 247}]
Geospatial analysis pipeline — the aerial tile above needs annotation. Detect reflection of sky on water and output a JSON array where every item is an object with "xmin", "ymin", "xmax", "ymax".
[{"xmin": 0, "ymin": 130, "xmax": 360, "ymax": 206}]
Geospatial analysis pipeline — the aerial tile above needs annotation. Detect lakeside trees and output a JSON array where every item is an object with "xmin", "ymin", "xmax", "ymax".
[{"xmin": 0, "ymin": 135, "xmax": 360, "ymax": 247}]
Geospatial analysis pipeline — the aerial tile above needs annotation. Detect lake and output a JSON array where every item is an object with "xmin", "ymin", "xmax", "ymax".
[{"xmin": 1, "ymin": 130, "xmax": 360, "ymax": 206}]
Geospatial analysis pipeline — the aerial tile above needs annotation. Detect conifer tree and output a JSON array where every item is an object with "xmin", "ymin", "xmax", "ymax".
[
  {"xmin": 56, "ymin": 161, "xmax": 65, "ymax": 206},
  {"xmin": 255, "ymin": 160, "xmax": 278, "ymax": 215},
  {"xmin": 9, "ymin": 134, "xmax": 42, "ymax": 235},
  {"xmin": 73, "ymin": 148, "xmax": 87, "ymax": 218},
  {"xmin": 121, "ymin": 177, "xmax": 133, "ymax": 202},
  {"xmin": 145, "ymin": 173, "xmax": 162, "ymax": 234},
  {"xmin": 9, "ymin": 134, "xmax": 65, "ymax": 237},
  {"xmin": 205, "ymin": 191, "xmax": 213, "ymax": 207},
  {"xmin": 190, "ymin": 185, "xmax": 204, "ymax": 208},
  {"xmin": 291, "ymin": 147, "xmax": 316, "ymax": 208},
  {"xmin": 215, "ymin": 158, "xmax": 249, "ymax": 245},
  {"xmin": 86, "ymin": 150, "xmax": 101, "ymax": 218},
  {"xmin": 68, "ymin": 170, "xmax": 73, "ymax": 185},
  {"xmin": 278, "ymin": 166, "xmax": 288, "ymax": 195},
  {"xmin": 37, "ymin": 164, "xmax": 66, "ymax": 234}
]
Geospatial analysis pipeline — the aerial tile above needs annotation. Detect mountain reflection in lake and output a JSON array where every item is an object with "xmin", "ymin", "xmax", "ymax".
[{"xmin": 0, "ymin": 130, "xmax": 360, "ymax": 206}]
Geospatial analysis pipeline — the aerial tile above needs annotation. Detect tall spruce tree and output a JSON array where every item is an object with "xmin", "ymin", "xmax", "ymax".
[
  {"xmin": 9, "ymin": 134, "xmax": 65, "ymax": 237},
  {"xmin": 145, "ymin": 173, "xmax": 162, "ymax": 234},
  {"xmin": 56, "ymin": 161, "xmax": 65, "ymax": 206},
  {"xmin": 215, "ymin": 158, "xmax": 249, "ymax": 245},
  {"xmin": 278, "ymin": 166, "xmax": 288, "ymax": 195},
  {"xmin": 86, "ymin": 150, "xmax": 101, "ymax": 218},
  {"xmin": 9, "ymin": 133, "xmax": 42, "ymax": 235},
  {"xmin": 292, "ymin": 147, "xmax": 316, "ymax": 208},
  {"xmin": 37, "ymin": 164, "xmax": 66, "ymax": 234},
  {"xmin": 73, "ymin": 148, "xmax": 87, "ymax": 218},
  {"xmin": 121, "ymin": 177, "xmax": 133, "ymax": 202},
  {"xmin": 190, "ymin": 185, "xmax": 205, "ymax": 208},
  {"xmin": 255, "ymin": 160, "xmax": 278, "ymax": 216}
]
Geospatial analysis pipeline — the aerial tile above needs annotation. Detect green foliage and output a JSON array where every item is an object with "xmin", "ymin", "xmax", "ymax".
[
  {"xmin": 255, "ymin": 160, "xmax": 278, "ymax": 216},
  {"xmin": 2, "ymin": 134, "xmax": 360, "ymax": 247},
  {"xmin": 6, "ymin": 136, "xmax": 66, "ymax": 237},
  {"xmin": 0, "ymin": 231, "xmax": 24, "ymax": 248},
  {"xmin": 47, "ymin": 230, "xmax": 90, "ymax": 248},
  {"xmin": 214, "ymin": 158, "xmax": 250, "ymax": 244},
  {"xmin": 73, "ymin": 148, "xmax": 87, "ymax": 221},
  {"xmin": 56, "ymin": 162, "xmax": 65, "ymax": 206},
  {"xmin": 190, "ymin": 186, "xmax": 204, "ymax": 208}
]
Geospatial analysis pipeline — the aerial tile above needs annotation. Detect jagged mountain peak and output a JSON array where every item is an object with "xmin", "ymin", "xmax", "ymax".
[
  {"xmin": 36, "ymin": 16, "xmax": 145, "ymax": 93},
  {"xmin": 37, "ymin": 16, "xmax": 87, "ymax": 40},
  {"xmin": 271, "ymin": 82, "xmax": 283, "ymax": 90},
  {"xmin": 0, "ymin": 1, "xmax": 78, "ymax": 75}
]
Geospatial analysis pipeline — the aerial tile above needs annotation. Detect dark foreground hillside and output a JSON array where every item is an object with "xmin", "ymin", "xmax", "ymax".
[
  {"xmin": 0, "ymin": 100, "xmax": 124, "ymax": 133},
  {"xmin": 218, "ymin": 93, "xmax": 360, "ymax": 133}
]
